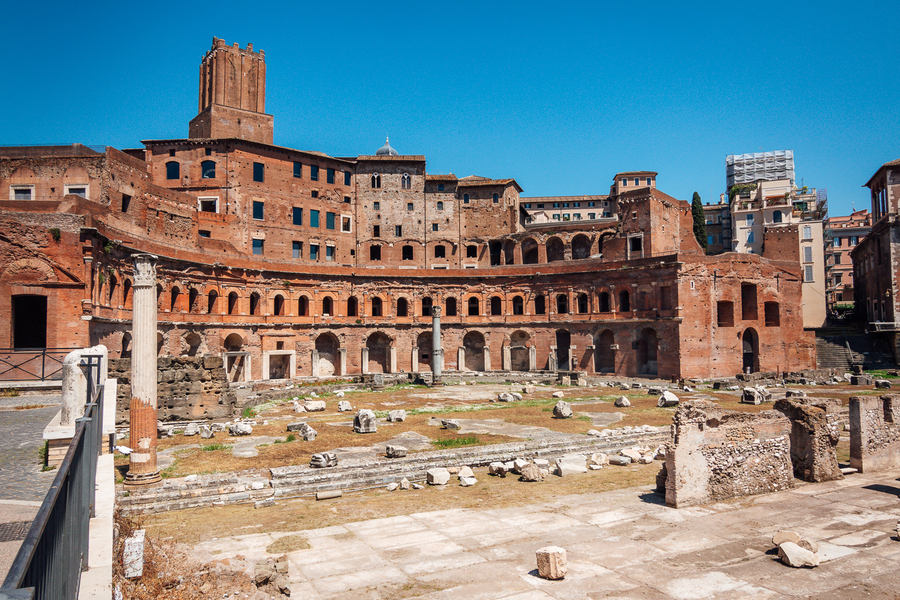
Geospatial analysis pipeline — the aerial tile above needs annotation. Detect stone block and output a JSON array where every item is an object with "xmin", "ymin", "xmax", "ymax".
[
  {"xmin": 519, "ymin": 463, "xmax": 545, "ymax": 482},
  {"xmin": 123, "ymin": 530, "xmax": 145, "ymax": 579},
  {"xmin": 553, "ymin": 401, "xmax": 573, "ymax": 419},
  {"xmin": 535, "ymin": 546, "xmax": 567, "ymax": 580},
  {"xmin": 305, "ymin": 400, "xmax": 327, "ymax": 412},
  {"xmin": 387, "ymin": 409, "xmax": 407, "ymax": 422},
  {"xmin": 614, "ymin": 396, "xmax": 631, "ymax": 407},
  {"xmin": 657, "ymin": 391, "xmax": 679, "ymax": 407},
  {"xmin": 202, "ymin": 355, "xmax": 224, "ymax": 370},
  {"xmin": 354, "ymin": 409, "xmax": 377, "ymax": 433},
  {"xmin": 310, "ymin": 453, "xmax": 338, "ymax": 468},
  {"xmin": 427, "ymin": 468, "xmax": 450, "ymax": 485},
  {"xmin": 386, "ymin": 445, "xmax": 407, "ymax": 458},
  {"xmin": 774, "ymin": 398, "xmax": 842, "ymax": 482},
  {"xmin": 556, "ymin": 454, "xmax": 587, "ymax": 476},
  {"xmin": 442, "ymin": 419, "xmax": 460, "ymax": 430},
  {"xmin": 876, "ymin": 380, "xmax": 892, "ymax": 389},
  {"xmin": 778, "ymin": 541, "xmax": 819, "ymax": 568},
  {"xmin": 338, "ymin": 400, "xmax": 353, "ymax": 412},
  {"xmin": 229, "ymin": 422, "xmax": 253, "ymax": 436}
]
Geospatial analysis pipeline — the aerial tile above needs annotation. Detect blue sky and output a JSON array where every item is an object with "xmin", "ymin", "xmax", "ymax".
[{"xmin": 2, "ymin": 0, "xmax": 896, "ymax": 216}]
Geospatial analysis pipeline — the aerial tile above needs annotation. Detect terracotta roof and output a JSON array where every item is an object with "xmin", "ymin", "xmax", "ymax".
[
  {"xmin": 426, "ymin": 174, "xmax": 457, "ymax": 181},
  {"xmin": 613, "ymin": 171, "xmax": 658, "ymax": 179},
  {"xmin": 140, "ymin": 137, "xmax": 357, "ymax": 165},
  {"xmin": 522, "ymin": 195, "xmax": 609, "ymax": 203},
  {"xmin": 356, "ymin": 155, "xmax": 426, "ymax": 162},
  {"xmin": 864, "ymin": 157, "xmax": 900, "ymax": 188}
]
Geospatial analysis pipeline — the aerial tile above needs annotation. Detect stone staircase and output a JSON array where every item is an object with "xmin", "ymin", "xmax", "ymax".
[{"xmin": 815, "ymin": 334, "xmax": 895, "ymax": 370}]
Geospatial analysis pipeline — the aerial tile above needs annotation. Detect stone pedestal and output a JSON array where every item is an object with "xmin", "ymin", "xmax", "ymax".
[
  {"xmin": 458, "ymin": 347, "xmax": 465, "ymax": 371},
  {"xmin": 338, "ymin": 348, "xmax": 347, "ymax": 376},
  {"xmin": 431, "ymin": 306, "xmax": 442, "ymax": 385},
  {"xmin": 483, "ymin": 347, "xmax": 491, "ymax": 371},
  {"xmin": 536, "ymin": 546, "xmax": 567, "ymax": 580},
  {"xmin": 529, "ymin": 346, "xmax": 537, "ymax": 371},
  {"xmin": 126, "ymin": 254, "xmax": 161, "ymax": 488},
  {"xmin": 502, "ymin": 346, "xmax": 511, "ymax": 371},
  {"xmin": 361, "ymin": 348, "xmax": 369, "ymax": 374}
]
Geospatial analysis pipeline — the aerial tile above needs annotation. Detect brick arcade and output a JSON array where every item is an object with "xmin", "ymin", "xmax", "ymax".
[{"xmin": 0, "ymin": 37, "xmax": 815, "ymax": 388}]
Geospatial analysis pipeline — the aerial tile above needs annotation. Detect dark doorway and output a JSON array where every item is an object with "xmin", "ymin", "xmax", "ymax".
[
  {"xmin": 555, "ymin": 329, "xmax": 571, "ymax": 371},
  {"xmin": 743, "ymin": 328, "xmax": 759, "ymax": 373},
  {"xmin": 13, "ymin": 295, "xmax": 47, "ymax": 348},
  {"xmin": 637, "ymin": 328, "xmax": 658, "ymax": 376}
]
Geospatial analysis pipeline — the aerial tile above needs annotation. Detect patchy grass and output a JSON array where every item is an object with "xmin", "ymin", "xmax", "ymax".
[
  {"xmin": 431, "ymin": 435, "xmax": 480, "ymax": 448},
  {"xmin": 200, "ymin": 443, "xmax": 231, "ymax": 452},
  {"xmin": 867, "ymin": 370, "xmax": 899, "ymax": 379},
  {"xmin": 0, "ymin": 388, "xmax": 20, "ymax": 398},
  {"xmin": 265, "ymin": 534, "xmax": 311, "ymax": 554}
]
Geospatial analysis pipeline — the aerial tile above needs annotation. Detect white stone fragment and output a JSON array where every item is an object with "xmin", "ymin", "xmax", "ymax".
[{"xmin": 535, "ymin": 546, "xmax": 567, "ymax": 580}]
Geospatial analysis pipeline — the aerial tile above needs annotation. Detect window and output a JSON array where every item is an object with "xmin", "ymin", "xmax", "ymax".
[
  {"xmin": 253, "ymin": 162, "xmax": 264, "ymax": 182},
  {"xmin": 598, "ymin": 291, "xmax": 610, "ymax": 312},
  {"xmin": 342, "ymin": 216, "xmax": 351, "ymax": 232},
  {"xmin": 535, "ymin": 294, "xmax": 546, "ymax": 315},
  {"xmin": 446, "ymin": 297, "xmax": 457, "ymax": 316},
  {"xmin": 422, "ymin": 297, "xmax": 433, "ymax": 316},
  {"xmin": 199, "ymin": 230, "xmax": 210, "ymax": 238},
  {"xmin": 803, "ymin": 226, "xmax": 812, "ymax": 240},
  {"xmin": 574, "ymin": 202, "xmax": 581, "ymax": 207},
  {"xmin": 741, "ymin": 283, "xmax": 757, "ymax": 320},
  {"xmin": 344, "ymin": 171, "xmax": 351, "ymax": 186},
  {"xmin": 803, "ymin": 246, "xmax": 813, "ymax": 263},
  {"xmin": 395, "ymin": 225, "xmax": 402, "ymax": 236},
  {"xmin": 402, "ymin": 245, "xmax": 413, "ymax": 260},
  {"xmin": 835, "ymin": 253, "xmax": 841, "ymax": 265},
  {"xmin": 252, "ymin": 201, "xmax": 264, "ymax": 220},
  {"xmin": 371, "ymin": 173, "xmax": 381, "ymax": 188},
  {"xmin": 468, "ymin": 297, "xmax": 479, "ymax": 316},
  {"xmin": 629, "ymin": 236, "xmax": 642, "ymax": 253},
  {"xmin": 371, "ymin": 297, "xmax": 383, "ymax": 317},
  {"xmin": 407, "ymin": 203, "xmax": 414, "ymax": 211},
  {"xmin": 747, "ymin": 231, "xmax": 754, "ymax": 243},
  {"xmin": 717, "ymin": 301, "xmax": 734, "ymax": 327},
  {"xmin": 370, "ymin": 245, "xmax": 381, "ymax": 260},
  {"xmin": 292, "ymin": 241, "xmax": 302, "ymax": 259},
  {"xmin": 463, "ymin": 193, "xmax": 469, "ymax": 204},
  {"xmin": 553, "ymin": 203, "xmax": 560, "ymax": 208},
  {"xmin": 310, "ymin": 165, "xmax": 319, "ymax": 181},
  {"xmin": 205, "ymin": 148, "xmax": 213, "ymax": 156},
  {"xmin": 327, "ymin": 168, "xmax": 335, "ymax": 184},
  {"xmin": 553, "ymin": 214, "xmax": 560, "ymax": 221},
  {"xmin": 397, "ymin": 298, "xmax": 408, "ymax": 317},
  {"xmin": 311, "ymin": 191, "xmax": 318, "ymax": 198},
  {"xmin": 850, "ymin": 236, "xmax": 858, "ymax": 245},
  {"xmin": 573, "ymin": 213, "xmax": 581, "ymax": 220},
  {"xmin": 577, "ymin": 293, "xmax": 588, "ymax": 313},
  {"xmin": 491, "ymin": 296, "xmax": 502, "ymax": 315},
  {"xmin": 65, "ymin": 186, "xmax": 87, "ymax": 197},
  {"xmin": 513, "ymin": 296, "xmax": 524, "ymax": 315},
  {"xmin": 438, "ymin": 183, "xmax": 444, "ymax": 191},
  {"xmin": 707, "ymin": 235, "xmax": 715, "ymax": 245},
  {"xmin": 772, "ymin": 210, "xmax": 782, "ymax": 223},
  {"xmin": 492, "ymin": 193, "xmax": 499, "ymax": 203},
  {"xmin": 618, "ymin": 290, "xmax": 630, "ymax": 312},
  {"xmin": 252, "ymin": 239, "xmax": 263, "ymax": 255},
  {"xmin": 588, "ymin": 213, "xmax": 596, "ymax": 219},
  {"xmin": 199, "ymin": 197, "xmax": 217, "ymax": 213},
  {"xmin": 746, "ymin": 214, "xmax": 754, "ymax": 224},
  {"xmin": 310, "ymin": 244, "xmax": 319, "ymax": 260},
  {"xmin": 201, "ymin": 160, "xmax": 216, "ymax": 178},
  {"xmin": 764, "ymin": 302, "xmax": 780, "ymax": 326},
  {"xmin": 804, "ymin": 265, "xmax": 814, "ymax": 282},
  {"xmin": 344, "ymin": 196, "xmax": 350, "ymax": 203},
  {"xmin": 432, "ymin": 223, "xmax": 438, "ymax": 232},
  {"xmin": 634, "ymin": 178, "xmax": 639, "ymax": 185},
  {"xmin": 646, "ymin": 178, "xmax": 652, "ymax": 185},
  {"xmin": 537, "ymin": 203, "xmax": 544, "ymax": 209},
  {"xmin": 832, "ymin": 237, "xmax": 841, "ymax": 247},
  {"xmin": 557, "ymin": 294, "xmax": 568, "ymax": 314},
  {"xmin": 121, "ymin": 193, "xmax": 131, "ymax": 212},
  {"xmin": 435, "ymin": 245, "xmax": 445, "ymax": 258},
  {"xmin": 373, "ymin": 225, "xmax": 380, "ymax": 237},
  {"xmin": 11, "ymin": 186, "xmax": 32, "ymax": 200},
  {"xmin": 401, "ymin": 173, "xmax": 411, "ymax": 189},
  {"xmin": 620, "ymin": 178, "xmax": 627, "ymax": 186},
  {"xmin": 347, "ymin": 297, "xmax": 358, "ymax": 316},
  {"xmin": 293, "ymin": 207, "xmax": 303, "ymax": 226},
  {"xmin": 466, "ymin": 245, "xmax": 478, "ymax": 258},
  {"xmin": 293, "ymin": 162, "xmax": 302, "ymax": 178},
  {"xmin": 437, "ymin": 201, "xmax": 444, "ymax": 210},
  {"xmin": 326, "ymin": 245, "xmax": 335, "ymax": 261},
  {"xmin": 326, "ymin": 212, "xmax": 336, "ymax": 230},
  {"xmin": 169, "ymin": 149, "xmax": 176, "ymax": 157},
  {"xmin": 166, "ymin": 161, "xmax": 180, "ymax": 180},
  {"xmin": 310, "ymin": 210, "xmax": 320, "ymax": 228},
  {"xmin": 373, "ymin": 201, "xmax": 380, "ymax": 211}
]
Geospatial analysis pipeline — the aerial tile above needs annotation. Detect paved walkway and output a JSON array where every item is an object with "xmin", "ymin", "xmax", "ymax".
[{"xmin": 197, "ymin": 470, "xmax": 900, "ymax": 599}]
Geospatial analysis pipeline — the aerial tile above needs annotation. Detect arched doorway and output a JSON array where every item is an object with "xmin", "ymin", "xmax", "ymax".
[
  {"xmin": 742, "ymin": 328, "xmax": 759, "ymax": 373},
  {"xmin": 547, "ymin": 237, "xmax": 565, "ymax": 262},
  {"xmin": 416, "ymin": 331, "xmax": 432, "ymax": 372},
  {"xmin": 510, "ymin": 330, "xmax": 530, "ymax": 371},
  {"xmin": 572, "ymin": 234, "xmax": 591, "ymax": 259},
  {"xmin": 594, "ymin": 330, "xmax": 615, "ymax": 373},
  {"xmin": 366, "ymin": 332, "xmax": 391, "ymax": 373},
  {"xmin": 522, "ymin": 238, "xmax": 539, "ymax": 264},
  {"xmin": 637, "ymin": 328, "xmax": 658, "ymax": 376},
  {"xmin": 315, "ymin": 333, "xmax": 339, "ymax": 376},
  {"xmin": 463, "ymin": 331, "xmax": 485, "ymax": 371},
  {"xmin": 555, "ymin": 330, "xmax": 571, "ymax": 371}
]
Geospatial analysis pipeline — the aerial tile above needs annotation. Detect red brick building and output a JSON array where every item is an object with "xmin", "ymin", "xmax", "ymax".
[{"xmin": 0, "ymin": 38, "xmax": 815, "ymax": 381}]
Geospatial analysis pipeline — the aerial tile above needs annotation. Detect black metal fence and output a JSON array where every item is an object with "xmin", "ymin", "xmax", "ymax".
[
  {"xmin": 0, "ymin": 354, "xmax": 104, "ymax": 600},
  {"xmin": 0, "ymin": 349, "xmax": 81, "ymax": 382}
]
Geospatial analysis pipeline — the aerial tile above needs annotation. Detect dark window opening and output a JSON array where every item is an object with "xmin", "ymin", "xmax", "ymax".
[
  {"xmin": 557, "ymin": 294, "xmax": 569, "ymax": 314},
  {"xmin": 252, "ymin": 201, "xmax": 264, "ymax": 220},
  {"xmin": 166, "ymin": 161, "xmax": 180, "ymax": 180},
  {"xmin": 293, "ymin": 162, "xmax": 302, "ymax": 178},
  {"xmin": 322, "ymin": 297, "xmax": 333, "ymax": 316},
  {"xmin": 535, "ymin": 294, "xmax": 546, "ymax": 315},
  {"xmin": 629, "ymin": 237, "xmax": 642, "ymax": 253},
  {"xmin": 12, "ymin": 295, "xmax": 46, "ymax": 348},
  {"xmin": 310, "ymin": 165, "xmax": 319, "ymax": 181},
  {"xmin": 468, "ymin": 297, "xmax": 480, "ymax": 316},
  {"xmin": 577, "ymin": 293, "xmax": 588, "ymax": 313},
  {"xmin": 199, "ymin": 198, "xmax": 217, "ymax": 213},
  {"xmin": 201, "ymin": 160, "xmax": 216, "ymax": 178},
  {"xmin": 121, "ymin": 193, "xmax": 131, "ymax": 212},
  {"xmin": 513, "ymin": 296, "xmax": 524, "ymax": 315},
  {"xmin": 598, "ymin": 292, "xmax": 610, "ymax": 312},
  {"xmin": 347, "ymin": 297, "xmax": 358, "ymax": 317},
  {"xmin": 717, "ymin": 301, "xmax": 734, "ymax": 327},
  {"xmin": 402, "ymin": 173, "xmax": 411, "ymax": 189},
  {"xmin": 490, "ymin": 296, "xmax": 502, "ymax": 316},
  {"xmin": 422, "ymin": 297, "xmax": 433, "ymax": 316},
  {"xmin": 446, "ymin": 297, "xmax": 458, "ymax": 316},
  {"xmin": 371, "ymin": 173, "xmax": 381, "ymax": 188},
  {"xmin": 249, "ymin": 293, "xmax": 260, "ymax": 315},
  {"xmin": 326, "ymin": 212, "xmax": 336, "ymax": 230},
  {"xmin": 402, "ymin": 245, "xmax": 413, "ymax": 260},
  {"xmin": 274, "ymin": 295, "xmax": 285, "ymax": 316},
  {"xmin": 227, "ymin": 292, "xmax": 238, "ymax": 315},
  {"xmin": 292, "ymin": 207, "xmax": 303, "ymax": 226},
  {"xmin": 298, "ymin": 296, "xmax": 309, "ymax": 316},
  {"xmin": 397, "ymin": 298, "xmax": 409, "ymax": 317},
  {"xmin": 492, "ymin": 193, "xmax": 499, "ymax": 203},
  {"xmin": 434, "ymin": 245, "xmax": 446, "ymax": 258},
  {"xmin": 619, "ymin": 290, "xmax": 630, "ymax": 312},
  {"xmin": 253, "ymin": 162, "xmax": 264, "ymax": 182},
  {"xmin": 489, "ymin": 241, "xmax": 502, "ymax": 266},
  {"xmin": 371, "ymin": 297, "xmax": 383, "ymax": 317},
  {"xmin": 741, "ymin": 283, "xmax": 758, "ymax": 320},
  {"xmin": 344, "ymin": 171, "xmax": 351, "ymax": 186},
  {"xmin": 764, "ymin": 302, "xmax": 780, "ymax": 326},
  {"xmin": 466, "ymin": 245, "xmax": 478, "ymax": 258},
  {"xmin": 370, "ymin": 245, "xmax": 381, "ymax": 260},
  {"xmin": 327, "ymin": 168, "xmax": 335, "ymax": 184}
]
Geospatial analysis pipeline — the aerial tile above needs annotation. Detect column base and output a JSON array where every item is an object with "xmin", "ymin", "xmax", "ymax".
[{"xmin": 124, "ymin": 470, "xmax": 161, "ymax": 489}]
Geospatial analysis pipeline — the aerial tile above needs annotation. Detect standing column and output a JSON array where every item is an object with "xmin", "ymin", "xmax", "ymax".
[
  {"xmin": 431, "ymin": 306, "xmax": 443, "ymax": 386},
  {"xmin": 125, "ymin": 254, "xmax": 161, "ymax": 488}
]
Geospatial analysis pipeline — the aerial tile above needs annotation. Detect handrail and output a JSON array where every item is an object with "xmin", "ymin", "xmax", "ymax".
[
  {"xmin": 0, "ymin": 353, "xmax": 104, "ymax": 600},
  {"xmin": 0, "ymin": 349, "xmax": 82, "ymax": 383}
]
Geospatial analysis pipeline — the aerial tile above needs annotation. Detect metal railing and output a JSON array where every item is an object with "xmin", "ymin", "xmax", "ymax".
[
  {"xmin": 1, "ymin": 354, "xmax": 104, "ymax": 600},
  {"xmin": 0, "ymin": 349, "xmax": 81, "ymax": 382}
]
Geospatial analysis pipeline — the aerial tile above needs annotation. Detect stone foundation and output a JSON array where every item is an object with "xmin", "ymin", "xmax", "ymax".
[
  {"xmin": 111, "ymin": 355, "xmax": 236, "ymax": 424},
  {"xmin": 774, "ymin": 397, "xmax": 843, "ymax": 482},
  {"xmin": 664, "ymin": 399, "xmax": 793, "ymax": 508},
  {"xmin": 850, "ymin": 394, "xmax": 900, "ymax": 473}
]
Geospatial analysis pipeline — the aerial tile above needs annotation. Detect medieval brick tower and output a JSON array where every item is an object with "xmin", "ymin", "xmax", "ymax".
[{"xmin": 188, "ymin": 37, "xmax": 274, "ymax": 144}]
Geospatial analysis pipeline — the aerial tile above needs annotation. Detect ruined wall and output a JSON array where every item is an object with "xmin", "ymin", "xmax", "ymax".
[
  {"xmin": 774, "ymin": 397, "xmax": 843, "ymax": 482},
  {"xmin": 665, "ymin": 399, "xmax": 793, "ymax": 508},
  {"xmin": 110, "ymin": 355, "xmax": 236, "ymax": 424},
  {"xmin": 850, "ymin": 394, "xmax": 900, "ymax": 472}
]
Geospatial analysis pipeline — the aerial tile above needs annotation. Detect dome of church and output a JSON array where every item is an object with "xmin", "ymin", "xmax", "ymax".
[{"xmin": 376, "ymin": 137, "xmax": 399, "ymax": 156}]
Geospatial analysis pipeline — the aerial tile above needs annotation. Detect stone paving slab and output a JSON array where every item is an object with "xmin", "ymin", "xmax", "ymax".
[
  {"xmin": 0, "ymin": 404, "xmax": 61, "ymax": 502},
  {"xmin": 192, "ymin": 470, "xmax": 900, "ymax": 599}
]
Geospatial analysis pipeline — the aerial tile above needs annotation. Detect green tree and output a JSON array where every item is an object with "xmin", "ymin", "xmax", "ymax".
[{"xmin": 691, "ymin": 192, "xmax": 707, "ymax": 252}]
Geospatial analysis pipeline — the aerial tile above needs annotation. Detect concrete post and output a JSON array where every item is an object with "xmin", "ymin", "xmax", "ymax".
[
  {"xmin": 529, "ymin": 346, "xmax": 537, "ymax": 372},
  {"xmin": 483, "ymin": 347, "xmax": 491, "ymax": 371},
  {"xmin": 389, "ymin": 347, "xmax": 397, "ymax": 373},
  {"xmin": 338, "ymin": 348, "xmax": 347, "ymax": 376},
  {"xmin": 411, "ymin": 346, "xmax": 419, "ymax": 372},
  {"xmin": 458, "ymin": 347, "xmax": 465, "ymax": 372},
  {"xmin": 361, "ymin": 348, "xmax": 369, "ymax": 374},
  {"xmin": 431, "ymin": 306, "xmax": 443, "ymax": 385},
  {"xmin": 125, "ymin": 254, "xmax": 161, "ymax": 488},
  {"xmin": 311, "ymin": 350, "xmax": 320, "ymax": 377},
  {"xmin": 502, "ymin": 346, "xmax": 511, "ymax": 371}
]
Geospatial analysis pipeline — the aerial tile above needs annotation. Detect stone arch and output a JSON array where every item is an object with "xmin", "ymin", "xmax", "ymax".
[
  {"xmin": 0, "ymin": 258, "xmax": 57, "ymax": 284},
  {"xmin": 546, "ymin": 237, "xmax": 565, "ymax": 262},
  {"xmin": 183, "ymin": 331, "xmax": 202, "ymax": 357},
  {"xmin": 207, "ymin": 289, "xmax": 219, "ymax": 314},
  {"xmin": 366, "ymin": 332, "xmax": 392, "ymax": 373},
  {"xmin": 743, "ymin": 328, "xmax": 760, "ymax": 373},
  {"xmin": 467, "ymin": 296, "xmax": 480, "ymax": 316},
  {"xmin": 321, "ymin": 295, "xmax": 334, "ymax": 316},
  {"xmin": 445, "ymin": 296, "xmax": 458, "ymax": 316},
  {"xmin": 396, "ymin": 296, "xmax": 409, "ymax": 317},
  {"xmin": 572, "ymin": 234, "xmax": 592, "ymax": 259},
  {"xmin": 509, "ymin": 330, "xmax": 530, "ymax": 371},
  {"xmin": 637, "ymin": 328, "xmax": 658, "ymax": 376},
  {"xmin": 273, "ymin": 294, "xmax": 285, "ymax": 316},
  {"xmin": 522, "ymin": 238, "xmax": 539, "ymax": 264},
  {"xmin": 598, "ymin": 289, "xmax": 611, "ymax": 312},
  {"xmin": 490, "ymin": 295, "xmax": 503, "ymax": 316},
  {"xmin": 463, "ymin": 330, "xmax": 486, "ymax": 371},
  {"xmin": 370, "ymin": 295, "xmax": 384, "ymax": 317},
  {"xmin": 297, "ymin": 295, "xmax": 309, "ymax": 316},
  {"xmin": 504, "ymin": 239, "xmax": 516, "ymax": 265},
  {"xmin": 188, "ymin": 287, "xmax": 200, "ymax": 313},
  {"xmin": 123, "ymin": 279, "xmax": 133, "ymax": 309},
  {"xmin": 224, "ymin": 333, "xmax": 244, "ymax": 351},
  {"xmin": 512, "ymin": 295, "xmax": 524, "ymax": 315},
  {"xmin": 170, "ymin": 286, "xmax": 181, "ymax": 312},
  {"xmin": 315, "ymin": 333, "xmax": 339, "ymax": 377},
  {"xmin": 594, "ymin": 329, "xmax": 615, "ymax": 373},
  {"xmin": 227, "ymin": 291, "xmax": 239, "ymax": 315}
]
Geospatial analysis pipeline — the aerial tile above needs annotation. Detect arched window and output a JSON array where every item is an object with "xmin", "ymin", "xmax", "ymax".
[
  {"xmin": 274, "ymin": 294, "xmax": 285, "ymax": 316},
  {"xmin": 189, "ymin": 288, "xmax": 199, "ymax": 313},
  {"xmin": 446, "ymin": 297, "xmax": 458, "ymax": 316},
  {"xmin": 123, "ymin": 279, "xmax": 132, "ymax": 308},
  {"xmin": 371, "ymin": 297, "xmax": 383, "ymax": 317},
  {"xmin": 201, "ymin": 160, "xmax": 216, "ymax": 179},
  {"xmin": 468, "ymin": 297, "xmax": 480, "ymax": 316},
  {"xmin": 535, "ymin": 294, "xmax": 546, "ymax": 315},
  {"xmin": 402, "ymin": 245, "xmax": 413, "ymax": 260},
  {"xmin": 773, "ymin": 210, "xmax": 782, "ymax": 223},
  {"xmin": 512, "ymin": 296, "xmax": 524, "ymax": 315},
  {"xmin": 557, "ymin": 294, "xmax": 569, "ymax": 314},
  {"xmin": 347, "ymin": 297, "xmax": 358, "ymax": 317},
  {"xmin": 371, "ymin": 173, "xmax": 381, "ymax": 188},
  {"xmin": 298, "ymin": 296, "xmax": 309, "ymax": 316},
  {"xmin": 166, "ymin": 161, "xmax": 180, "ymax": 180},
  {"xmin": 463, "ymin": 193, "xmax": 470, "ymax": 204},
  {"xmin": 422, "ymin": 297, "xmax": 433, "ymax": 316},
  {"xmin": 322, "ymin": 297, "xmax": 333, "ymax": 316},
  {"xmin": 397, "ymin": 297, "xmax": 409, "ymax": 317},
  {"xmin": 107, "ymin": 275, "xmax": 117, "ymax": 306},
  {"xmin": 490, "ymin": 296, "xmax": 502, "ymax": 316},
  {"xmin": 577, "ymin": 293, "xmax": 588, "ymax": 313},
  {"xmin": 598, "ymin": 291, "xmax": 610, "ymax": 312},
  {"xmin": 618, "ymin": 290, "xmax": 630, "ymax": 312},
  {"xmin": 207, "ymin": 290, "xmax": 218, "ymax": 314},
  {"xmin": 401, "ymin": 173, "xmax": 411, "ymax": 189},
  {"xmin": 170, "ymin": 286, "xmax": 180, "ymax": 312},
  {"xmin": 492, "ymin": 193, "xmax": 499, "ymax": 203},
  {"xmin": 227, "ymin": 292, "xmax": 238, "ymax": 315},
  {"xmin": 249, "ymin": 292, "xmax": 260, "ymax": 315}
]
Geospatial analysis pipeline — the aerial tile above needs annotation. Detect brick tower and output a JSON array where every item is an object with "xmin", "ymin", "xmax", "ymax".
[{"xmin": 188, "ymin": 37, "xmax": 274, "ymax": 144}]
